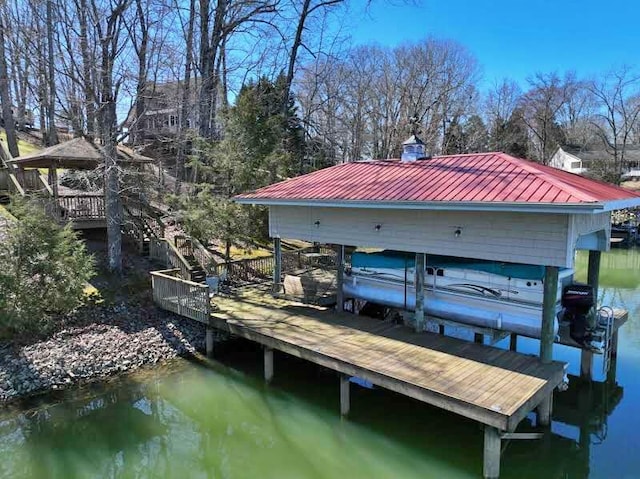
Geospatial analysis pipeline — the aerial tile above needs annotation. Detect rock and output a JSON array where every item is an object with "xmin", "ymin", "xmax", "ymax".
[{"xmin": 0, "ymin": 303, "xmax": 209, "ymax": 404}]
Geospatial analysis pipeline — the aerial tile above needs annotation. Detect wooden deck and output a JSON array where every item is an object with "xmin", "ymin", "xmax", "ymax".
[{"xmin": 209, "ymin": 287, "xmax": 566, "ymax": 432}]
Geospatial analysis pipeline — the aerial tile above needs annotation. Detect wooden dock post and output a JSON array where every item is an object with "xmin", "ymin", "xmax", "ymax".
[
  {"xmin": 336, "ymin": 245, "xmax": 345, "ymax": 312},
  {"xmin": 579, "ymin": 249, "xmax": 601, "ymax": 381},
  {"xmin": 540, "ymin": 266, "xmax": 559, "ymax": 363},
  {"xmin": 340, "ymin": 374, "xmax": 350, "ymax": 417},
  {"xmin": 483, "ymin": 426, "xmax": 501, "ymax": 479},
  {"xmin": 509, "ymin": 333, "xmax": 518, "ymax": 351},
  {"xmin": 273, "ymin": 238, "xmax": 282, "ymax": 295},
  {"xmin": 205, "ymin": 326, "xmax": 215, "ymax": 357},
  {"xmin": 587, "ymin": 250, "xmax": 601, "ymax": 306},
  {"xmin": 264, "ymin": 347, "xmax": 274, "ymax": 384},
  {"xmin": 580, "ymin": 350, "xmax": 593, "ymax": 380},
  {"xmin": 415, "ymin": 253, "xmax": 426, "ymax": 332},
  {"xmin": 474, "ymin": 333, "xmax": 484, "ymax": 344},
  {"xmin": 536, "ymin": 392, "xmax": 553, "ymax": 427}
]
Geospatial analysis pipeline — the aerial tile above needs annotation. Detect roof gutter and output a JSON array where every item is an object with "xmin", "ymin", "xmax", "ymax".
[{"xmin": 234, "ymin": 197, "xmax": 607, "ymax": 214}]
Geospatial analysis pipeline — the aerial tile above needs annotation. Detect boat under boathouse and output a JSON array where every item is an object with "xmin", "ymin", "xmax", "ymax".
[{"xmin": 151, "ymin": 140, "xmax": 640, "ymax": 478}]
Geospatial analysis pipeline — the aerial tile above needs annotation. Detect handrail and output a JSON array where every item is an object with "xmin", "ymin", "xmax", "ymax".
[
  {"xmin": 191, "ymin": 237, "xmax": 218, "ymax": 273},
  {"xmin": 150, "ymin": 268, "xmax": 211, "ymax": 323},
  {"xmin": 165, "ymin": 238, "xmax": 195, "ymax": 280},
  {"xmin": 150, "ymin": 268, "xmax": 204, "ymax": 288},
  {"xmin": 174, "ymin": 234, "xmax": 218, "ymax": 275},
  {"xmin": 122, "ymin": 197, "xmax": 166, "ymax": 238}
]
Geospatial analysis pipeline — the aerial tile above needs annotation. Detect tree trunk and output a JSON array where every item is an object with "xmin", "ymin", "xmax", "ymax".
[
  {"xmin": 79, "ymin": 0, "xmax": 95, "ymax": 140},
  {"xmin": 198, "ymin": 0, "xmax": 225, "ymax": 139},
  {"xmin": 0, "ymin": 15, "xmax": 19, "ymax": 157},
  {"xmin": 46, "ymin": 0, "xmax": 58, "ymax": 144},
  {"xmin": 132, "ymin": 0, "xmax": 148, "ymax": 146},
  {"xmin": 102, "ymin": 93, "xmax": 122, "ymax": 273},
  {"xmin": 95, "ymin": 0, "xmax": 129, "ymax": 273},
  {"xmin": 175, "ymin": 0, "xmax": 196, "ymax": 193},
  {"xmin": 283, "ymin": 0, "xmax": 311, "ymax": 114}
]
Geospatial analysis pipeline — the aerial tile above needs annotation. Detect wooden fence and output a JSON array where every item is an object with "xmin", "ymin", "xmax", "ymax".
[
  {"xmin": 214, "ymin": 246, "xmax": 337, "ymax": 284},
  {"xmin": 150, "ymin": 269, "xmax": 210, "ymax": 323}
]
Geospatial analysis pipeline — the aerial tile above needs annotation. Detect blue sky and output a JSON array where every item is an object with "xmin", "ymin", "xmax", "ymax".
[{"xmin": 350, "ymin": 0, "xmax": 639, "ymax": 89}]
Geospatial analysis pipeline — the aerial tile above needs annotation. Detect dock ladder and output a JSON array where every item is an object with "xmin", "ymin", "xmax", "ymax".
[{"xmin": 599, "ymin": 306, "xmax": 615, "ymax": 375}]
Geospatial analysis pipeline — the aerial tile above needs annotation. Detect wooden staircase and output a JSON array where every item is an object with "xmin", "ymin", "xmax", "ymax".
[
  {"xmin": 174, "ymin": 235, "xmax": 213, "ymax": 284},
  {"xmin": 122, "ymin": 198, "xmax": 166, "ymax": 255}
]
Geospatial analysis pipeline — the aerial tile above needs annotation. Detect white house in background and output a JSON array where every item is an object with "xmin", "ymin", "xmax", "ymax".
[
  {"xmin": 550, "ymin": 147, "xmax": 589, "ymax": 174},
  {"xmin": 551, "ymin": 145, "xmax": 640, "ymax": 178}
]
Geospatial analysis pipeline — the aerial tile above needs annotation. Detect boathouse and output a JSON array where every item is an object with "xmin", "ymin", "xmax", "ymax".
[
  {"xmin": 228, "ymin": 142, "xmax": 640, "ymax": 477},
  {"xmin": 151, "ymin": 140, "xmax": 640, "ymax": 478}
]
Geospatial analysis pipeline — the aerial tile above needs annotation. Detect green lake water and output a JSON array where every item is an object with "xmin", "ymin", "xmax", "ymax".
[{"xmin": 2, "ymin": 249, "xmax": 640, "ymax": 478}]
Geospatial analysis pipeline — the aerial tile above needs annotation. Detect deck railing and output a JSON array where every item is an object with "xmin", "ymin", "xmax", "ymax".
[
  {"xmin": 58, "ymin": 195, "xmax": 105, "ymax": 220},
  {"xmin": 149, "ymin": 237, "xmax": 197, "ymax": 281},
  {"xmin": 150, "ymin": 269, "xmax": 210, "ymax": 323},
  {"xmin": 214, "ymin": 246, "xmax": 337, "ymax": 284},
  {"xmin": 174, "ymin": 235, "xmax": 218, "ymax": 274}
]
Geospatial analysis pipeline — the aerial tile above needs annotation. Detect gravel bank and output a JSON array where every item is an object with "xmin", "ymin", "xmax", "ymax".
[{"xmin": 0, "ymin": 304, "xmax": 217, "ymax": 404}]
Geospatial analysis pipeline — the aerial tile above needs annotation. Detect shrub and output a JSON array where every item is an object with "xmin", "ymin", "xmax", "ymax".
[{"xmin": 0, "ymin": 201, "xmax": 95, "ymax": 335}]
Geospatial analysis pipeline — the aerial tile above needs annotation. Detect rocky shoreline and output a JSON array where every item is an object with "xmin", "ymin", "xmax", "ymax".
[{"xmin": 0, "ymin": 303, "xmax": 218, "ymax": 404}]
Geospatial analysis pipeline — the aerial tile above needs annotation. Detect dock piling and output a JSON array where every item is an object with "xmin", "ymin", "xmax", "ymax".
[
  {"xmin": 483, "ymin": 426, "xmax": 501, "ymax": 479},
  {"xmin": 587, "ymin": 250, "xmax": 601, "ymax": 306},
  {"xmin": 340, "ymin": 374, "xmax": 350, "ymax": 417},
  {"xmin": 536, "ymin": 393, "xmax": 553, "ymax": 427},
  {"xmin": 273, "ymin": 238, "xmax": 282, "ymax": 295},
  {"xmin": 336, "ymin": 245, "xmax": 345, "ymax": 312},
  {"xmin": 205, "ymin": 326, "xmax": 215, "ymax": 357},
  {"xmin": 580, "ymin": 350, "xmax": 593, "ymax": 380},
  {"xmin": 415, "ymin": 253, "xmax": 426, "ymax": 332},
  {"xmin": 540, "ymin": 266, "xmax": 559, "ymax": 363},
  {"xmin": 264, "ymin": 347, "xmax": 274, "ymax": 384}
]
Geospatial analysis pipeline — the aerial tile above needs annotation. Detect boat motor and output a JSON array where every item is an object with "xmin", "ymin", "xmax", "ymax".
[{"xmin": 561, "ymin": 284, "xmax": 595, "ymax": 347}]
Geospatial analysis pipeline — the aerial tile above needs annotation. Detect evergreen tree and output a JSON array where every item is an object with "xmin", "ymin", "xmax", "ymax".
[
  {"xmin": 0, "ymin": 201, "xmax": 95, "ymax": 335},
  {"xmin": 490, "ymin": 107, "xmax": 530, "ymax": 159},
  {"xmin": 177, "ymin": 75, "xmax": 306, "ymax": 258}
]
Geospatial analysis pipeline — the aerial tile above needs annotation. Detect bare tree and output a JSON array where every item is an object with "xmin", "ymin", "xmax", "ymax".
[
  {"xmin": 45, "ymin": 0, "xmax": 58, "ymax": 144},
  {"xmin": 588, "ymin": 66, "xmax": 640, "ymax": 182},
  {"xmin": 0, "ymin": 11, "xmax": 19, "ymax": 157},
  {"xmin": 520, "ymin": 72, "xmax": 573, "ymax": 164},
  {"xmin": 92, "ymin": 0, "xmax": 131, "ymax": 272},
  {"xmin": 175, "ymin": 0, "xmax": 196, "ymax": 192}
]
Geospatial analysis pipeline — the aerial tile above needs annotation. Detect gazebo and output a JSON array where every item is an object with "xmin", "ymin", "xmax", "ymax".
[{"xmin": 8, "ymin": 137, "xmax": 153, "ymax": 228}]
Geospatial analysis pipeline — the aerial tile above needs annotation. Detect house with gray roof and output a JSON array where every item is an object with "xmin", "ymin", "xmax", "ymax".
[{"xmin": 551, "ymin": 145, "xmax": 640, "ymax": 178}]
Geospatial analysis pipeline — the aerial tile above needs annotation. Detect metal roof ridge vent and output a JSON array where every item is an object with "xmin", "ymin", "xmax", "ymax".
[{"xmin": 401, "ymin": 134, "xmax": 430, "ymax": 162}]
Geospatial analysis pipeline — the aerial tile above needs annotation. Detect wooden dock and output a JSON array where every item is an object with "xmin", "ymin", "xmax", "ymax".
[{"xmin": 199, "ymin": 287, "xmax": 567, "ymax": 478}]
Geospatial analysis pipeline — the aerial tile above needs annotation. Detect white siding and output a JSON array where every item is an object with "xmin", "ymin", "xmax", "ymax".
[
  {"xmin": 550, "ymin": 148, "xmax": 586, "ymax": 174},
  {"xmin": 270, "ymin": 206, "xmax": 572, "ymax": 267},
  {"xmin": 568, "ymin": 212, "xmax": 611, "ymax": 258}
]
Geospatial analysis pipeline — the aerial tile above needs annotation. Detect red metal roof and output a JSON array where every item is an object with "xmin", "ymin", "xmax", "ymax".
[{"xmin": 236, "ymin": 152, "xmax": 640, "ymax": 210}]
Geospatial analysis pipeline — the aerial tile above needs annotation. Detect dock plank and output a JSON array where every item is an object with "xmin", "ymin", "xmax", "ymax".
[{"xmin": 210, "ymin": 288, "xmax": 566, "ymax": 431}]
